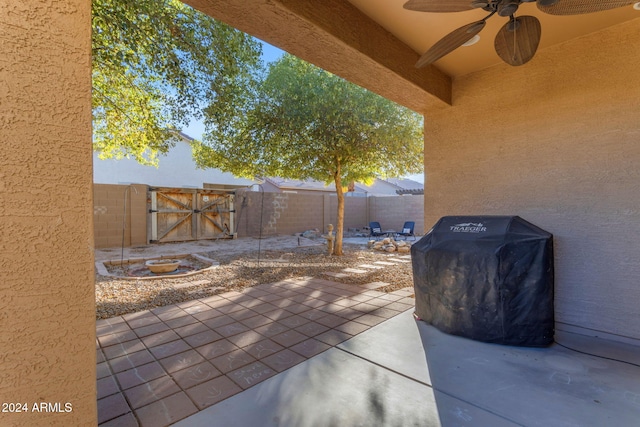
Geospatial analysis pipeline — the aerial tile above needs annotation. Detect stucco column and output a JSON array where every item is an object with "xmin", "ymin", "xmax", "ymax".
[{"xmin": 0, "ymin": 1, "xmax": 97, "ymax": 426}]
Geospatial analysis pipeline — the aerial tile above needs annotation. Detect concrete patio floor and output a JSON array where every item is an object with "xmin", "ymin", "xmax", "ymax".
[
  {"xmin": 95, "ymin": 237, "xmax": 640, "ymax": 426},
  {"xmin": 175, "ymin": 310, "xmax": 640, "ymax": 427}
]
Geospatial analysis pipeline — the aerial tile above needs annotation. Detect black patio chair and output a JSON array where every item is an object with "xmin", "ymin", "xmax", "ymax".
[
  {"xmin": 369, "ymin": 221, "xmax": 386, "ymax": 240},
  {"xmin": 398, "ymin": 221, "xmax": 416, "ymax": 240}
]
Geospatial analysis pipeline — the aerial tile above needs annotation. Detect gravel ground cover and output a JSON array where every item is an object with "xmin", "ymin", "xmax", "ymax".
[{"xmin": 96, "ymin": 244, "xmax": 414, "ymax": 319}]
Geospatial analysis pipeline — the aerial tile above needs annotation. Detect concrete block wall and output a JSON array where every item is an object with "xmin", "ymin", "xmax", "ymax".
[
  {"xmin": 93, "ymin": 186, "xmax": 424, "ymax": 248},
  {"xmin": 235, "ymin": 190, "xmax": 423, "ymax": 238},
  {"xmin": 93, "ymin": 184, "xmax": 147, "ymax": 248},
  {"xmin": 369, "ymin": 195, "xmax": 425, "ymax": 235}
]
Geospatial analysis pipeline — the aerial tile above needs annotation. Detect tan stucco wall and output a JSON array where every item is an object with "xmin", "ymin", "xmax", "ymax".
[
  {"xmin": 0, "ymin": 1, "xmax": 97, "ymax": 425},
  {"xmin": 424, "ymin": 19, "xmax": 640, "ymax": 341}
]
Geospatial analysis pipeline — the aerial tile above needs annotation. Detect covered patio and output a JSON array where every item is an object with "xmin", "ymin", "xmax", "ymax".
[{"xmin": 2, "ymin": 1, "xmax": 639, "ymax": 425}]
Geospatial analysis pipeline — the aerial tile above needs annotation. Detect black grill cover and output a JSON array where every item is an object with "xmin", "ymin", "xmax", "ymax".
[{"xmin": 411, "ymin": 216, "xmax": 554, "ymax": 347}]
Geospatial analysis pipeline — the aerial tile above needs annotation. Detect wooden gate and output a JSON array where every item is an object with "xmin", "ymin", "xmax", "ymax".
[{"xmin": 148, "ymin": 187, "xmax": 235, "ymax": 243}]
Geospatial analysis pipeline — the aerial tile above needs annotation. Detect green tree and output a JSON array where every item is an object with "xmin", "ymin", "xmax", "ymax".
[
  {"xmin": 92, "ymin": 0, "xmax": 263, "ymax": 165},
  {"xmin": 194, "ymin": 54, "xmax": 424, "ymax": 255}
]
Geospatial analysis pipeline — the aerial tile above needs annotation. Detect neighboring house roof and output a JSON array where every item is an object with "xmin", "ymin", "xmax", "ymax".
[
  {"xmin": 263, "ymin": 177, "xmax": 340, "ymax": 193},
  {"xmin": 93, "ymin": 133, "xmax": 256, "ymax": 189},
  {"xmin": 263, "ymin": 176, "xmax": 424, "ymax": 196}
]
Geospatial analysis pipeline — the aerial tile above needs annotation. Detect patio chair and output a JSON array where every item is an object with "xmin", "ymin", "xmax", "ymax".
[
  {"xmin": 398, "ymin": 221, "xmax": 416, "ymax": 240},
  {"xmin": 369, "ymin": 221, "xmax": 386, "ymax": 240}
]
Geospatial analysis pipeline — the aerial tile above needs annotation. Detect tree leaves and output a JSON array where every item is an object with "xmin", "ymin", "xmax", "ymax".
[
  {"xmin": 194, "ymin": 54, "xmax": 424, "ymax": 254},
  {"xmin": 92, "ymin": 0, "xmax": 262, "ymax": 165}
]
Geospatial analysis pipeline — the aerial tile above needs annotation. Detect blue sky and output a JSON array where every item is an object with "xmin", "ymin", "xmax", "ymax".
[{"xmin": 184, "ymin": 40, "xmax": 424, "ymax": 183}]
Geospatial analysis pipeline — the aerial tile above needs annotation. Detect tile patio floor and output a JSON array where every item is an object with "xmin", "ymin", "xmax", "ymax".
[{"xmin": 96, "ymin": 277, "xmax": 415, "ymax": 426}]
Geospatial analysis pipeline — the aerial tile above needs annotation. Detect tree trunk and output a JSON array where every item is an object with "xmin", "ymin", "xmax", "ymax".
[{"xmin": 333, "ymin": 164, "xmax": 344, "ymax": 256}]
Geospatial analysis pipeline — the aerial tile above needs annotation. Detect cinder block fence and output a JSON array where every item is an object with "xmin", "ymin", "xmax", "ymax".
[{"xmin": 93, "ymin": 184, "xmax": 424, "ymax": 248}]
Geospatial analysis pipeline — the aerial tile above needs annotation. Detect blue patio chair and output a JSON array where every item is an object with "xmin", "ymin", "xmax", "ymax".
[
  {"xmin": 398, "ymin": 221, "xmax": 416, "ymax": 240},
  {"xmin": 369, "ymin": 221, "xmax": 386, "ymax": 240}
]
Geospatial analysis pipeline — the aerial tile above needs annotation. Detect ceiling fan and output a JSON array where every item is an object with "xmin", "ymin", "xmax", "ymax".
[{"xmin": 404, "ymin": 0, "xmax": 636, "ymax": 67}]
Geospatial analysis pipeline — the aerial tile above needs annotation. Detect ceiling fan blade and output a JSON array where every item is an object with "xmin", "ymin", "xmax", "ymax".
[
  {"xmin": 494, "ymin": 16, "xmax": 541, "ymax": 66},
  {"xmin": 404, "ymin": 0, "xmax": 475, "ymax": 13},
  {"xmin": 538, "ymin": 0, "xmax": 635, "ymax": 15},
  {"xmin": 416, "ymin": 20, "xmax": 486, "ymax": 67}
]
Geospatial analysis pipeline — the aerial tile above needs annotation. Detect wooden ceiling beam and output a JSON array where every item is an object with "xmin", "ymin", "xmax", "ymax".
[{"xmin": 184, "ymin": 0, "xmax": 452, "ymax": 112}]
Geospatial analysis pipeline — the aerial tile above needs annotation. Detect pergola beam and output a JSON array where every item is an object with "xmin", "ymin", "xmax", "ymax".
[{"xmin": 184, "ymin": 0, "xmax": 452, "ymax": 112}]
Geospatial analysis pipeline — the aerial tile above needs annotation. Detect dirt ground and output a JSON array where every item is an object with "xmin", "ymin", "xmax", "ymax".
[{"xmin": 95, "ymin": 241, "xmax": 415, "ymax": 320}]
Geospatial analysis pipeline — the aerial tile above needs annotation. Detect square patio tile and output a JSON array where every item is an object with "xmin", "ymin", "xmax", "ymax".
[
  {"xmin": 239, "ymin": 314, "xmax": 272, "ymax": 329},
  {"xmin": 127, "ymin": 315, "xmax": 162, "ymax": 329},
  {"xmin": 253, "ymin": 322, "xmax": 289, "ymax": 338},
  {"xmin": 210, "ymin": 349, "xmax": 256, "ymax": 374},
  {"xmin": 103, "ymin": 339, "xmax": 146, "ymax": 360},
  {"xmin": 251, "ymin": 302, "xmax": 280, "ymax": 314},
  {"xmin": 134, "ymin": 391, "xmax": 197, "ymax": 427},
  {"xmin": 349, "ymin": 294, "xmax": 374, "ymax": 303},
  {"xmin": 261, "ymin": 349, "xmax": 306, "ymax": 372},
  {"xmin": 156, "ymin": 309, "xmax": 189, "ymax": 322},
  {"xmin": 362, "ymin": 297, "xmax": 392, "ymax": 308},
  {"xmin": 270, "ymin": 330, "xmax": 308, "ymax": 347},
  {"xmin": 185, "ymin": 376, "xmax": 242, "ymax": 410},
  {"xmin": 192, "ymin": 308, "xmax": 224, "ymax": 322},
  {"xmin": 97, "ymin": 361, "xmax": 112, "ymax": 379},
  {"xmin": 334, "ymin": 307, "xmax": 367, "ymax": 320},
  {"xmin": 295, "ymin": 321, "xmax": 330, "ymax": 337},
  {"xmin": 362, "ymin": 290, "xmax": 387, "ymax": 297},
  {"xmin": 316, "ymin": 314, "xmax": 347, "ymax": 328},
  {"xmin": 184, "ymin": 329, "xmax": 223, "ymax": 348},
  {"xmin": 353, "ymin": 314, "xmax": 386, "ymax": 327},
  {"xmin": 173, "ymin": 321, "xmax": 210, "ymax": 338},
  {"xmin": 98, "ymin": 411, "xmax": 138, "ymax": 427},
  {"xmin": 351, "ymin": 302, "xmax": 379, "ymax": 314},
  {"xmin": 158, "ymin": 349, "xmax": 206, "ymax": 374},
  {"xmin": 164, "ymin": 314, "xmax": 199, "ymax": 329},
  {"xmin": 301, "ymin": 298, "xmax": 328, "ymax": 309},
  {"xmin": 213, "ymin": 322, "xmax": 250, "ymax": 338},
  {"xmin": 255, "ymin": 293, "xmax": 282, "ymax": 303},
  {"xmin": 98, "ymin": 330, "xmax": 138, "ymax": 348},
  {"xmin": 243, "ymin": 339, "xmax": 285, "ymax": 359},
  {"xmin": 97, "ymin": 375, "xmax": 119, "ymax": 399},
  {"xmin": 97, "ymin": 392, "xmax": 130, "ymax": 424},
  {"xmin": 116, "ymin": 361, "xmax": 167, "ymax": 390},
  {"xmin": 315, "ymin": 329, "xmax": 353, "ymax": 346},
  {"xmin": 124, "ymin": 375, "xmax": 181, "ymax": 409},
  {"xmin": 171, "ymin": 361, "xmax": 222, "ymax": 389},
  {"xmin": 298, "ymin": 309, "xmax": 326, "ymax": 321},
  {"xmin": 202, "ymin": 315, "xmax": 235, "ymax": 329},
  {"xmin": 195, "ymin": 339, "xmax": 239, "ymax": 360},
  {"xmin": 183, "ymin": 303, "xmax": 211, "ymax": 314},
  {"xmin": 226, "ymin": 330, "xmax": 265, "ymax": 348},
  {"xmin": 385, "ymin": 301, "xmax": 414, "ymax": 312},
  {"xmin": 370, "ymin": 307, "xmax": 401, "ymax": 319},
  {"xmin": 148, "ymin": 339, "xmax": 191, "ymax": 359},
  {"xmin": 262, "ymin": 309, "xmax": 294, "ymax": 321},
  {"xmin": 228, "ymin": 361, "xmax": 277, "ymax": 390},
  {"xmin": 228, "ymin": 308, "xmax": 259, "ymax": 321},
  {"xmin": 290, "ymin": 338, "xmax": 331, "ymax": 358},
  {"xmin": 108, "ymin": 349, "xmax": 155, "ymax": 373},
  {"xmin": 215, "ymin": 303, "xmax": 245, "ymax": 315},
  {"xmin": 282, "ymin": 303, "xmax": 312, "ymax": 315},
  {"xmin": 198, "ymin": 294, "xmax": 225, "ymax": 305},
  {"xmin": 334, "ymin": 321, "xmax": 370, "ymax": 336},
  {"xmin": 133, "ymin": 322, "xmax": 170, "ymax": 338},
  {"xmin": 277, "ymin": 314, "xmax": 309, "ymax": 328},
  {"xmin": 141, "ymin": 330, "xmax": 181, "ymax": 348},
  {"xmin": 97, "ymin": 322, "xmax": 131, "ymax": 337}
]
